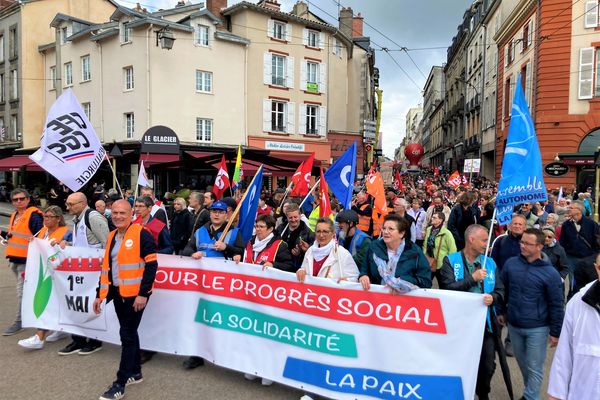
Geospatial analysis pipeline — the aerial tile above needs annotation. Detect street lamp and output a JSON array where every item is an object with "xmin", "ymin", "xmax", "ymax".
[{"xmin": 156, "ymin": 27, "xmax": 176, "ymax": 50}]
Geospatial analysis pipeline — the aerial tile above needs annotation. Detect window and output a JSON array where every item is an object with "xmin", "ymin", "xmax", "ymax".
[
  {"xmin": 82, "ymin": 102, "xmax": 91, "ymax": 120},
  {"xmin": 60, "ymin": 26, "xmax": 69, "ymax": 45},
  {"xmin": 120, "ymin": 22, "xmax": 131, "ymax": 44},
  {"xmin": 81, "ymin": 55, "xmax": 91, "ymax": 82},
  {"xmin": 585, "ymin": 1, "xmax": 599, "ymax": 28},
  {"xmin": 580, "ymin": 47, "xmax": 595, "ymax": 99},
  {"xmin": 0, "ymin": 74, "xmax": 4, "ymax": 102},
  {"xmin": 307, "ymin": 30, "xmax": 319, "ymax": 48},
  {"xmin": 273, "ymin": 21, "xmax": 285, "ymax": 40},
  {"xmin": 306, "ymin": 105, "xmax": 318, "ymax": 135},
  {"xmin": 0, "ymin": 35, "xmax": 4, "ymax": 62},
  {"xmin": 301, "ymin": 61, "xmax": 326, "ymax": 93},
  {"xmin": 0, "ymin": 117, "xmax": 4, "ymax": 141},
  {"xmin": 195, "ymin": 24, "xmax": 209, "ymax": 46},
  {"xmin": 50, "ymin": 66, "xmax": 56, "ymax": 90},
  {"xmin": 64, "ymin": 62, "xmax": 72, "ymax": 87},
  {"xmin": 272, "ymin": 54, "xmax": 285, "ymax": 86},
  {"xmin": 124, "ymin": 66, "xmax": 134, "ymax": 90},
  {"xmin": 196, "ymin": 118, "xmax": 212, "ymax": 142},
  {"xmin": 10, "ymin": 69, "xmax": 17, "ymax": 99},
  {"xmin": 9, "ymin": 26, "xmax": 16, "ymax": 59},
  {"xmin": 195, "ymin": 70, "xmax": 212, "ymax": 93},
  {"xmin": 10, "ymin": 114, "xmax": 18, "ymax": 141},
  {"xmin": 124, "ymin": 113, "xmax": 134, "ymax": 139},
  {"xmin": 332, "ymin": 37, "xmax": 342, "ymax": 57},
  {"xmin": 271, "ymin": 101, "xmax": 286, "ymax": 132}
]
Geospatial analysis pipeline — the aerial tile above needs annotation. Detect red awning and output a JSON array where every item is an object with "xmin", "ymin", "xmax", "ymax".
[
  {"xmin": 0, "ymin": 155, "xmax": 40, "ymax": 172},
  {"xmin": 139, "ymin": 154, "xmax": 179, "ymax": 166},
  {"xmin": 185, "ymin": 151, "xmax": 220, "ymax": 159}
]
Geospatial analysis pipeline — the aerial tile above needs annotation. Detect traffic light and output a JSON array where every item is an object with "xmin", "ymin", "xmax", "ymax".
[{"xmin": 365, "ymin": 144, "xmax": 373, "ymax": 152}]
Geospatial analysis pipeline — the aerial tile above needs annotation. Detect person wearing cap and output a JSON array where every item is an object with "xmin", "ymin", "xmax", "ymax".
[
  {"xmin": 541, "ymin": 225, "xmax": 571, "ymax": 284},
  {"xmin": 336, "ymin": 209, "xmax": 371, "ymax": 268},
  {"xmin": 181, "ymin": 199, "xmax": 244, "ymax": 370}
]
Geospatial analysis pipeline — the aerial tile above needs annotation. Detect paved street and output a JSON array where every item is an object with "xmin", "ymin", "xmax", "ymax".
[{"xmin": 0, "ymin": 203, "xmax": 557, "ymax": 400}]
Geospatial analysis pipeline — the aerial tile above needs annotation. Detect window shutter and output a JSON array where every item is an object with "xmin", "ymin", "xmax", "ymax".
[
  {"xmin": 504, "ymin": 46, "xmax": 508, "ymax": 67},
  {"xmin": 318, "ymin": 106, "xmax": 327, "ymax": 136},
  {"xmin": 285, "ymin": 23, "xmax": 291, "ymax": 42},
  {"xmin": 286, "ymin": 56, "xmax": 294, "ymax": 88},
  {"xmin": 511, "ymin": 40, "xmax": 516, "ymax": 62},
  {"xmin": 267, "ymin": 19, "xmax": 274, "ymax": 38},
  {"xmin": 263, "ymin": 52, "xmax": 272, "ymax": 85},
  {"xmin": 527, "ymin": 20, "xmax": 533, "ymax": 47},
  {"xmin": 579, "ymin": 47, "xmax": 594, "ymax": 99},
  {"xmin": 302, "ymin": 28, "xmax": 308, "ymax": 46},
  {"xmin": 286, "ymin": 102, "xmax": 295, "ymax": 134},
  {"xmin": 299, "ymin": 104, "xmax": 307, "ymax": 135},
  {"xmin": 585, "ymin": 1, "xmax": 598, "ymax": 28},
  {"xmin": 263, "ymin": 99, "xmax": 272, "ymax": 132},
  {"xmin": 319, "ymin": 32, "xmax": 325, "ymax": 50},
  {"xmin": 319, "ymin": 63, "xmax": 327, "ymax": 93},
  {"xmin": 525, "ymin": 63, "xmax": 532, "ymax": 107},
  {"xmin": 331, "ymin": 38, "xmax": 336, "ymax": 54},
  {"xmin": 300, "ymin": 61, "xmax": 307, "ymax": 91}
]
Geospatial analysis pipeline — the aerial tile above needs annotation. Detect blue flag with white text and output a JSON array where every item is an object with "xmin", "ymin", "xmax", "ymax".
[
  {"xmin": 495, "ymin": 74, "xmax": 547, "ymax": 225},
  {"xmin": 238, "ymin": 165, "xmax": 263, "ymax": 242},
  {"xmin": 324, "ymin": 142, "xmax": 356, "ymax": 209}
]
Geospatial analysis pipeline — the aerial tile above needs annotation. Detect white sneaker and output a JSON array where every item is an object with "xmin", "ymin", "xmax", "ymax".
[
  {"xmin": 244, "ymin": 373, "xmax": 259, "ymax": 381},
  {"xmin": 45, "ymin": 331, "xmax": 69, "ymax": 342},
  {"xmin": 261, "ymin": 378, "xmax": 273, "ymax": 386},
  {"xmin": 18, "ymin": 334, "xmax": 44, "ymax": 350},
  {"xmin": 300, "ymin": 396, "xmax": 315, "ymax": 400}
]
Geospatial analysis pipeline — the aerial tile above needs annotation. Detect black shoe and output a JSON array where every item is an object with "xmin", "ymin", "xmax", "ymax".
[
  {"xmin": 139, "ymin": 350, "xmax": 155, "ymax": 364},
  {"xmin": 504, "ymin": 341, "xmax": 514, "ymax": 357},
  {"xmin": 125, "ymin": 373, "xmax": 143, "ymax": 387},
  {"xmin": 80, "ymin": 342, "xmax": 103, "ymax": 355},
  {"xmin": 58, "ymin": 341, "xmax": 83, "ymax": 356},
  {"xmin": 183, "ymin": 356, "xmax": 204, "ymax": 369},
  {"xmin": 99, "ymin": 382, "xmax": 125, "ymax": 400}
]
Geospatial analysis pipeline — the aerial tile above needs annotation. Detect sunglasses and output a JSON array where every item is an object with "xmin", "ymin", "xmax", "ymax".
[{"xmin": 12, "ymin": 197, "xmax": 27, "ymax": 202}]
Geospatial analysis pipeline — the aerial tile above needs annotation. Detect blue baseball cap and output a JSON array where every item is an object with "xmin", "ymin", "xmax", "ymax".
[{"xmin": 210, "ymin": 201, "xmax": 228, "ymax": 211}]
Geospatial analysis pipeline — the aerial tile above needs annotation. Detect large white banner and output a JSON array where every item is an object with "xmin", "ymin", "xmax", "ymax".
[
  {"xmin": 23, "ymin": 239, "xmax": 487, "ymax": 400},
  {"xmin": 29, "ymin": 89, "xmax": 106, "ymax": 192}
]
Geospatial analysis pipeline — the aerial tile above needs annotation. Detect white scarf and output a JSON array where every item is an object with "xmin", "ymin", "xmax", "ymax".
[
  {"xmin": 252, "ymin": 233, "xmax": 274, "ymax": 256},
  {"xmin": 311, "ymin": 238, "xmax": 335, "ymax": 261}
]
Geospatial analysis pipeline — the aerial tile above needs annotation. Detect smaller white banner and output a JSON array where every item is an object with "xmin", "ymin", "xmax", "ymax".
[{"xmin": 265, "ymin": 141, "xmax": 305, "ymax": 152}]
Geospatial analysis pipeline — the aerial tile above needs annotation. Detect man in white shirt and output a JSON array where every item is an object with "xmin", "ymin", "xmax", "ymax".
[
  {"xmin": 407, "ymin": 198, "xmax": 426, "ymax": 247},
  {"xmin": 548, "ymin": 253, "xmax": 600, "ymax": 400}
]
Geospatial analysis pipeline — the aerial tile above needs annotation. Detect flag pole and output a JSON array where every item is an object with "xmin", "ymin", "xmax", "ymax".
[
  {"xmin": 104, "ymin": 154, "xmax": 123, "ymax": 198},
  {"xmin": 280, "ymin": 178, "xmax": 320, "ymax": 235},
  {"xmin": 482, "ymin": 207, "xmax": 497, "ymax": 271},
  {"xmin": 275, "ymin": 179, "xmax": 295, "ymax": 215},
  {"xmin": 219, "ymin": 165, "xmax": 264, "ymax": 241}
]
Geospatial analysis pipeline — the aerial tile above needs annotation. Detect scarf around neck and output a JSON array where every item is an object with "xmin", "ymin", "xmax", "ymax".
[
  {"xmin": 311, "ymin": 238, "xmax": 335, "ymax": 261},
  {"xmin": 252, "ymin": 233, "xmax": 274, "ymax": 255}
]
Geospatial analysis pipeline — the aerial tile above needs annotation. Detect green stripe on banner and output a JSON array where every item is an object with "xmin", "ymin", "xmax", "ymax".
[{"xmin": 195, "ymin": 298, "xmax": 357, "ymax": 358}]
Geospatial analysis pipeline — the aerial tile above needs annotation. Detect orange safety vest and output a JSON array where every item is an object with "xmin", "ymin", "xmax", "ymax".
[
  {"xmin": 98, "ymin": 224, "xmax": 157, "ymax": 300},
  {"xmin": 36, "ymin": 226, "xmax": 69, "ymax": 242},
  {"xmin": 356, "ymin": 204, "xmax": 371, "ymax": 233},
  {"xmin": 6, "ymin": 207, "xmax": 43, "ymax": 258},
  {"xmin": 372, "ymin": 211, "xmax": 384, "ymax": 238}
]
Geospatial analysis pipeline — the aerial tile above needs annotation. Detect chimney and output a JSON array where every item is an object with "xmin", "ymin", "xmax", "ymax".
[
  {"xmin": 291, "ymin": 1, "xmax": 308, "ymax": 18},
  {"xmin": 258, "ymin": 0, "xmax": 281, "ymax": 12},
  {"xmin": 339, "ymin": 7, "xmax": 353, "ymax": 38},
  {"xmin": 352, "ymin": 12, "xmax": 363, "ymax": 37},
  {"xmin": 206, "ymin": 0, "xmax": 228, "ymax": 30}
]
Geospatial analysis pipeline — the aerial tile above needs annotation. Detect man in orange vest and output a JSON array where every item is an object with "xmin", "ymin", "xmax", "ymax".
[
  {"xmin": 351, "ymin": 191, "xmax": 372, "ymax": 235},
  {"xmin": 2, "ymin": 189, "xmax": 43, "ymax": 336},
  {"xmin": 93, "ymin": 199, "xmax": 157, "ymax": 400}
]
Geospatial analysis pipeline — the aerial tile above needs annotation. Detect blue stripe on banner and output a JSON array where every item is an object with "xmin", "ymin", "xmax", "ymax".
[
  {"xmin": 63, "ymin": 150, "xmax": 94, "ymax": 159},
  {"xmin": 283, "ymin": 357, "xmax": 464, "ymax": 400}
]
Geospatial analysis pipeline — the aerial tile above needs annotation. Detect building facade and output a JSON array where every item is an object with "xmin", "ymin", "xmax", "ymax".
[{"xmin": 422, "ymin": 65, "xmax": 444, "ymax": 168}]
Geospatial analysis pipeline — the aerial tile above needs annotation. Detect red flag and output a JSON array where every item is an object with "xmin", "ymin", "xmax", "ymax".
[
  {"xmin": 434, "ymin": 167, "xmax": 439, "ymax": 177},
  {"xmin": 319, "ymin": 168, "xmax": 332, "ymax": 218},
  {"xmin": 366, "ymin": 165, "xmax": 388, "ymax": 215},
  {"xmin": 461, "ymin": 174, "xmax": 469, "ymax": 187},
  {"xmin": 290, "ymin": 153, "xmax": 314, "ymax": 197},
  {"xmin": 448, "ymin": 170, "xmax": 462, "ymax": 189},
  {"xmin": 213, "ymin": 155, "xmax": 230, "ymax": 200},
  {"xmin": 393, "ymin": 170, "xmax": 404, "ymax": 192}
]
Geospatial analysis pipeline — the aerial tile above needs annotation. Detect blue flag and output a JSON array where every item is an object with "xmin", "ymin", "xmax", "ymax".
[
  {"xmin": 238, "ymin": 165, "xmax": 263, "ymax": 242},
  {"xmin": 324, "ymin": 142, "xmax": 356, "ymax": 209},
  {"xmin": 495, "ymin": 74, "xmax": 547, "ymax": 225}
]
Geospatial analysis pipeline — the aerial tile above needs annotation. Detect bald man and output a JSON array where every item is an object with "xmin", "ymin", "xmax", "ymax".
[{"xmin": 94, "ymin": 199, "xmax": 158, "ymax": 400}]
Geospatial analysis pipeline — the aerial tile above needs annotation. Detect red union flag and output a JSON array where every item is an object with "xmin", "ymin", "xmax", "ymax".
[
  {"xmin": 290, "ymin": 153, "xmax": 314, "ymax": 197},
  {"xmin": 366, "ymin": 164, "xmax": 388, "ymax": 215},
  {"xmin": 393, "ymin": 170, "xmax": 403, "ymax": 192},
  {"xmin": 448, "ymin": 170, "xmax": 462, "ymax": 189},
  {"xmin": 319, "ymin": 167, "xmax": 332, "ymax": 218},
  {"xmin": 213, "ymin": 155, "xmax": 230, "ymax": 200}
]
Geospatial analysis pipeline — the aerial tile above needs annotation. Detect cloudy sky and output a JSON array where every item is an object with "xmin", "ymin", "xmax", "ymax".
[{"xmin": 117, "ymin": 0, "xmax": 473, "ymax": 157}]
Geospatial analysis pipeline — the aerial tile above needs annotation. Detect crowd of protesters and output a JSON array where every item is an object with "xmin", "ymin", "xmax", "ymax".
[{"xmin": 2, "ymin": 168, "xmax": 600, "ymax": 400}]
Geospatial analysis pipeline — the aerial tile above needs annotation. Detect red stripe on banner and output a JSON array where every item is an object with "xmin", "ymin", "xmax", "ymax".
[
  {"xmin": 65, "ymin": 153, "xmax": 95, "ymax": 161},
  {"xmin": 55, "ymin": 257, "xmax": 103, "ymax": 272},
  {"xmin": 154, "ymin": 267, "xmax": 446, "ymax": 334}
]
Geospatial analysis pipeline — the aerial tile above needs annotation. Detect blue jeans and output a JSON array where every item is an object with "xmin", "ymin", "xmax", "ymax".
[{"xmin": 507, "ymin": 324, "xmax": 549, "ymax": 400}]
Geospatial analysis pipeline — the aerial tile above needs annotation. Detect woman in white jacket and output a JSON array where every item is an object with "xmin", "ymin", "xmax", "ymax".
[{"xmin": 296, "ymin": 217, "xmax": 359, "ymax": 283}]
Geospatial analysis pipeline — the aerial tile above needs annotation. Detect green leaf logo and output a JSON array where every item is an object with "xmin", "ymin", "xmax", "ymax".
[{"xmin": 33, "ymin": 256, "xmax": 53, "ymax": 318}]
